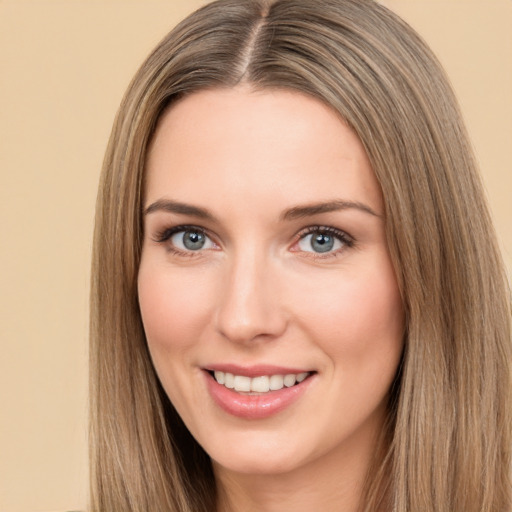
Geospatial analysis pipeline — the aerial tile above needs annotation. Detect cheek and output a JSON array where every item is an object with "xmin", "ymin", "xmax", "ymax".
[
  {"xmin": 292, "ymin": 258, "xmax": 404, "ymax": 366},
  {"xmin": 137, "ymin": 262, "xmax": 214, "ymax": 354},
  {"xmin": 137, "ymin": 262, "xmax": 218, "ymax": 415}
]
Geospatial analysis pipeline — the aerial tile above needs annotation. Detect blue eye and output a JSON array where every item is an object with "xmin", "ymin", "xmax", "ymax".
[
  {"xmin": 297, "ymin": 228, "xmax": 350, "ymax": 254},
  {"xmin": 170, "ymin": 229, "xmax": 215, "ymax": 251}
]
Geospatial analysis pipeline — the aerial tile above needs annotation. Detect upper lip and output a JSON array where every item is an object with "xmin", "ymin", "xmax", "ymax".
[{"xmin": 204, "ymin": 364, "xmax": 314, "ymax": 377}]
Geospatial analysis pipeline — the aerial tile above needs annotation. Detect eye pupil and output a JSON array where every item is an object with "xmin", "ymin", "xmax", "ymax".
[
  {"xmin": 311, "ymin": 233, "xmax": 334, "ymax": 253},
  {"xmin": 183, "ymin": 231, "xmax": 206, "ymax": 250}
]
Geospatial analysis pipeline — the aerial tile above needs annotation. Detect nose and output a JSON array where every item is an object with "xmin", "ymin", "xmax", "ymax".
[{"xmin": 214, "ymin": 250, "xmax": 288, "ymax": 344}]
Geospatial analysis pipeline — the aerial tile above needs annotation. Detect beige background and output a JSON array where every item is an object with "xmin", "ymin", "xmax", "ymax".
[{"xmin": 0, "ymin": 1, "xmax": 510, "ymax": 511}]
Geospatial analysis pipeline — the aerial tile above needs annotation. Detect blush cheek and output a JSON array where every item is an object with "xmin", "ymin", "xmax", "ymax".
[
  {"xmin": 338, "ymin": 272, "xmax": 404, "ymax": 393},
  {"xmin": 293, "ymin": 258, "xmax": 403, "ymax": 370},
  {"xmin": 137, "ymin": 266, "xmax": 212, "ymax": 356},
  {"xmin": 137, "ymin": 264, "xmax": 217, "ymax": 418}
]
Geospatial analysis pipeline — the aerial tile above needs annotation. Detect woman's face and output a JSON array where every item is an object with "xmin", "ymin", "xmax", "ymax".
[{"xmin": 138, "ymin": 87, "xmax": 404, "ymax": 478}]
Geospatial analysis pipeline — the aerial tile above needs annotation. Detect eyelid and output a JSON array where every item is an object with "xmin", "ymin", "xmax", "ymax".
[
  {"xmin": 291, "ymin": 225, "xmax": 355, "ymax": 256},
  {"xmin": 297, "ymin": 224, "xmax": 352, "ymax": 237},
  {"xmin": 152, "ymin": 224, "xmax": 209, "ymax": 243},
  {"xmin": 152, "ymin": 224, "xmax": 220, "ymax": 257},
  {"xmin": 150, "ymin": 223, "xmax": 354, "ymax": 258}
]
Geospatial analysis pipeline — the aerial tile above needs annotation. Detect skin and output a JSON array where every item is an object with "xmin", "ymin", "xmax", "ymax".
[{"xmin": 138, "ymin": 87, "xmax": 404, "ymax": 512}]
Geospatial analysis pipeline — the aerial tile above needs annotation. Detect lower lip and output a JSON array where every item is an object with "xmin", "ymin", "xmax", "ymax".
[{"xmin": 205, "ymin": 372, "xmax": 314, "ymax": 420}]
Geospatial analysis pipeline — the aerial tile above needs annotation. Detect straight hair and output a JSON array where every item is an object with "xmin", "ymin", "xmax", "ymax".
[{"xmin": 90, "ymin": 0, "xmax": 512, "ymax": 510}]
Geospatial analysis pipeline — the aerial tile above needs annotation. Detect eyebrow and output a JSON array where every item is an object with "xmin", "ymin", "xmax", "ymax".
[
  {"xmin": 144, "ymin": 198, "xmax": 381, "ymax": 220},
  {"xmin": 281, "ymin": 200, "xmax": 381, "ymax": 221},
  {"xmin": 144, "ymin": 199, "xmax": 214, "ymax": 219}
]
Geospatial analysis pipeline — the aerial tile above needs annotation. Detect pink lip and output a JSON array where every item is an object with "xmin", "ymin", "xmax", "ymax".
[{"xmin": 204, "ymin": 369, "xmax": 315, "ymax": 420}]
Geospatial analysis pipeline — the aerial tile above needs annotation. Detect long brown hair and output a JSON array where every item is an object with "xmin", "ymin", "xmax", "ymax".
[{"xmin": 90, "ymin": 0, "xmax": 512, "ymax": 510}]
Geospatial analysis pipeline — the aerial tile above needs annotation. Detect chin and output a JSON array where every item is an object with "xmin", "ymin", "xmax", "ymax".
[
  {"xmin": 205, "ymin": 431, "xmax": 317, "ymax": 477},
  {"xmin": 212, "ymin": 453, "xmax": 302, "ymax": 477}
]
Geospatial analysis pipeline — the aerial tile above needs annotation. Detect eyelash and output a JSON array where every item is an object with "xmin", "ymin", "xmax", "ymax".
[
  {"xmin": 152, "ymin": 224, "xmax": 214, "ymax": 257},
  {"xmin": 152, "ymin": 224, "xmax": 355, "ymax": 258},
  {"xmin": 295, "ymin": 225, "xmax": 355, "ymax": 258}
]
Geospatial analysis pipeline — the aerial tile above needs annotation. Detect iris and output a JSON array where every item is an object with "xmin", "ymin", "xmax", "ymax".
[
  {"xmin": 182, "ymin": 230, "xmax": 206, "ymax": 250},
  {"xmin": 310, "ymin": 232, "xmax": 334, "ymax": 253}
]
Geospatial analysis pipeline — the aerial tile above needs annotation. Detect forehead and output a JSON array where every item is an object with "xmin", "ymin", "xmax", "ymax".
[{"xmin": 145, "ymin": 87, "xmax": 382, "ymax": 214}]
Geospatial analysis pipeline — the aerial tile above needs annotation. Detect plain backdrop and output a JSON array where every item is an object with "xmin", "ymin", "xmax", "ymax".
[{"xmin": 0, "ymin": 1, "xmax": 510, "ymax": 511}]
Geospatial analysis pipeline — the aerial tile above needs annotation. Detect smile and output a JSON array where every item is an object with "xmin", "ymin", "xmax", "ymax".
[
  {"xmin": 204, "ymin": 367, "xmax": 316, "ymax": 419},
  {"xmin": 212, "ymin": 371, "xmax": 311, "ymax": 393}
]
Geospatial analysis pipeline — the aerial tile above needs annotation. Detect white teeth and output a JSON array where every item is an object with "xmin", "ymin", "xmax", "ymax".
[
  {"xmin": 212, "ymin": 371, "xmax": 311, "ymax": 393},
  {"xmin": 224, "ymin": 372, "xmax": 235, "ymax": 389},
  {"xmin": 296, "ymin": 372, "xmax": 308, "ymax": 383},
  {"xmin": 234, "ymin": 375, "xmax": 251, "ymax": 392},
  {"xmin": 283, "ymin": 374, "xmax": 296, "ymax": 387},
  {"xmin": 269, "ymin": 374, "xmax": 284, "ymax": 390},
  {"xmin": 251, "ymin": 376, "xmax": 270, "ymax": 393}
]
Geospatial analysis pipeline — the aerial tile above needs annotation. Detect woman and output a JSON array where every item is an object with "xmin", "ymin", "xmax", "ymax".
[{"xmin": 89, "ymin": 0, "xmax": 512, "ymax": 511}]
